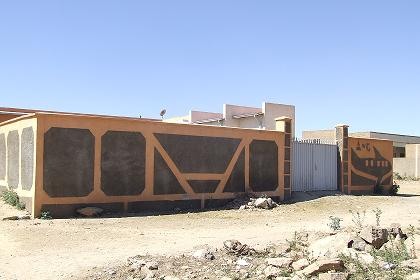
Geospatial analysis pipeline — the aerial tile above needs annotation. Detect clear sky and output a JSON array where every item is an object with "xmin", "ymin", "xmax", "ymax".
[{"xmin": 1, "ymin": 1, "xmax": 419, "ymax": 137}]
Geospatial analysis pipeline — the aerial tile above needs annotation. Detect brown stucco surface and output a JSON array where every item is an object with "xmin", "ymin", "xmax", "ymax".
[
  {"xmin": 29, "ymin": 113, "xmax": 285, "ymax": 217},
  {"xmin": 101, "ymin": 131, "xmax": 146, "ymax": 196},
  {"xmin": 21, "ymin": 127, "xmax": 34, "ymax": 191},
  {"xmin": 7, "ymin": 130, "xmax": 19, "ymax": 189},
  {"xmin": 43, "ymin": 127, "xmax": 95, "ymax": 197}
]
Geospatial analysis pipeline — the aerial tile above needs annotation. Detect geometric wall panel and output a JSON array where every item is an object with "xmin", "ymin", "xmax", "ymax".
[
  {"xmin": 43, "ymin": 128, "xmax": 94, "ymax": 197},
  {"xmin": 7, "ymin": 130, "xmax": 19, "ymax": 188},
  {"xmin": 249, "ymin": 140, "xmax": 278, "ymax": 192},
  {"xmin": 154, "ymin": 133, "xmax": 241, "ymax": 173},
  {"xmin": 101, "ymin": 131, "xmax": 146, "ymax": 196},
  {"xmin": 21, "ymin": 127, "xmax": 34, "ymax": 190}
]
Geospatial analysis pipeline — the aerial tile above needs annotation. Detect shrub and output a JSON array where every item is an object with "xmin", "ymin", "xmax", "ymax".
[
  {"xmin": 40, "ymin": 211, "xmax": 52, "ymax": 220},
  {"xmin": 373, "ymin": 183, "xmax": 384, "ymax": 194},
  {"xmin": 389, "ymin": 184, "xmax": 400, "ymax": 196},
  {"xmin": 1, "ymin": 189, "xmax": 25, "ymax": 210},
  {"xmin": 328, "ymin": 216, "xmax": 342, "ymax": 231}
]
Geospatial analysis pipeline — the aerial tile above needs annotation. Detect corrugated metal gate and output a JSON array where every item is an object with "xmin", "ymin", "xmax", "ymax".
[{"xmin": 292, "ymin": 139, "xmax": 338, "ymax": 191}]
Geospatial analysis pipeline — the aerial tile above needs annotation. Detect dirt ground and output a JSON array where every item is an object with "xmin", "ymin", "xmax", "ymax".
[{"xmin": 1, "ymin": 181, "xmax": 419, "ymax": 280}]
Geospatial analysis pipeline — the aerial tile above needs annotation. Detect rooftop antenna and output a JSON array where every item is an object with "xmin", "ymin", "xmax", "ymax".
[{"xmin": 160, "ymin": 109, "xmax": 166, "ymax": 120}]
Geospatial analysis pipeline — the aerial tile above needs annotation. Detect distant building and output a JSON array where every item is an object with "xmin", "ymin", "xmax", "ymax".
[
  {"xmin": 302, "ymin": 129, "xmax": 420, "ymax": 178},
  {"xmin": 165, "ymin": 102, "xmax": 296, "ymax": 136}
]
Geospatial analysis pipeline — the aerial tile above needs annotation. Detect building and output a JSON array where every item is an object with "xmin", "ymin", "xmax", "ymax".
[
  {"xmin": 165, "ymin": 102, "xmax": 296, "ymax": 136},
  {"xmin": 302, "ymin": 129, "xmax": 420, "ymax": 178}
]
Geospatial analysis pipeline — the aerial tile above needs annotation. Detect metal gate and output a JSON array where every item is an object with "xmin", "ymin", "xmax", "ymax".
[{"xmin": 292, "ymin": 139, "xmax": 338, "ymax": 191}]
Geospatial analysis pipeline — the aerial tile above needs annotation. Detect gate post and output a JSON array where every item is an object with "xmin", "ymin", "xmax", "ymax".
[
  {"xmin": 335, "ymin": 124, "xmax": 349, "ymax": 194},
  {"xmin": 276, "ymin": 117, "xmax": 292, "ymax": 199}
]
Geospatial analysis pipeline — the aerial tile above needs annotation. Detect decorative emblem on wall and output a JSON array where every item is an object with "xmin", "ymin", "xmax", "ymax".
[{"xmin": 351, "ymin": 142, "xmax": 392, "ymax": 186}]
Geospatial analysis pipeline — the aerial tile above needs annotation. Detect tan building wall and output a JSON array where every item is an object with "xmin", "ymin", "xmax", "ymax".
[
  {"xmin": 347, "ymin": 137, "xmax": 393, "ymax": 194},
  {"xmin": 0, "ymin": 115, "xmax": 37, "ymax": 214},
  {"xmin": 165, "ymin": 102, "xmax": 296, "ymax": 136},
  {"xmin": 394, "ymin": 144, "xmax": 420, "ymax": 178},
  {"xmin": 0, "ymin": 113, "xmax": 291, "ymax": 218}
]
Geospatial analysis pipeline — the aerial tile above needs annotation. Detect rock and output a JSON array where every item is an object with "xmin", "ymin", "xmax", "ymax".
[
  {"xmin": 359, "ymin": 226, "xmax": 388, "ymax": 249},
  {"xmin": 164, "ymin": 277, "xmax": 180, "ymax": 280},
  {"xmin": 388, "ymin": 223, "xmax": 407, "ymax": 239},
  {"xmin": 236, "ymin": 259, "xmax": 250, "ymax": 267},
  {"xmin": 255, "ymin": 198, "xmax": 269, "ymax": 209},
  {"xmin": 192, "ymin": 248, "xmax": 215, "ymax": 260},
  {"xmin": 401, "ymin": 259, "xmax": 420, "ymax": 270},
  {"xmin": 301, "ymin": 258, "xmax": 344, "ymax": 277},
  {"xmin": 145, "ymin": 261, "xmax": 158, "ymax": 270},
  {"xmin": 340, "ymin": 248, "xmax": 374, "ymax": 265},
  {"xmin": 349, "ymin": 237, "xmax": 367, "ymax": 252},
  {"xmin": 223, "ymin": 240, "xmax": 255, "ymax": 256},
  {"xmin": 266, "ymin": 257, "xmax": 293, "ymax": 268},
  {"xmin": 407, "ymin": 273, "xmax": 420, "ymax": 280},
  {"xmin": 292, "ymin": 259, "xmax": 310, "ymax": 271},
  {"xmin": 239, "ymin": 205, "xmax": 247, "ymax": 210},
  {"xmin": 76, "ymin": 207, "xmax": 103, "ymax": 217},
  {"xmin": 2, "ymin": 215, "xmax": 19, "ymax": 221},
  {"xmin": 318, "ymin": 272, "xmax": 348, "ymax": 280},
  {"xmin": 220, "ymin": 277, "xmax": 233, "ymax": 280},
  {"xmin": 264, "ymin": 265, "xmax": 282, "ymax": 277},
  {"xmin": 379, "ymin": 261, "xmax": 396, "ymax": 270},
  {"xmin": 308, "ymin": 233, "xmax": 353, "ymax": 259}
]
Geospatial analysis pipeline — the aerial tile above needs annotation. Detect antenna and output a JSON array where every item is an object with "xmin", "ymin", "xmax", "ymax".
[{"xmin": 160, "ymin": 109, "xmax": 166, "ymax": 120}]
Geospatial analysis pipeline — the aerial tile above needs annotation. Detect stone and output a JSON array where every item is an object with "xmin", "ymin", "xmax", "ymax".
[
  {"xmin": 192, "ymin": 248, "xmax": 215, "ymax": 260},
  {"xmin": 266, "ymin": 257, "xmax": 293, "ymax": 268},
  {"xmin": 318, "ymin": 272, "xmax": 348, "ymax": 280},
  {"xmin": 401, "ymin": 259, "xmax": 420, "ymax": 270},
  {"xmin": 76, "ymin": 207, "xmax": 103, "ymax": 217},
  {"xmin": 308, "ymin": 233, "xmax": 353, "ymax": 260},
  {"xmin": 236, "ymin": 259, "xmax": 250, "ymax": 267},
  {"xmin": 359, "ymin": 226, "xmax": 388, "ymax": 249},
  {"xmin": 264, "ymin": 265, "xmax": 282, "ymax": 278},
  {"xmin": 239, "ymin": 205, "xmax": 247, "ymax": 210},
  {"xmin": 255, "ymin": 198, "xmax": 269, "ymax": 209},
  {"xmin": 388, "ymin": 223, "xmax": 407, "ymax": 239},
  {"xmin": 340, "ymin": 248, "xmax": 374, "ymax": 265},
  {"xmin": 220, "ymin": 277, "xmax": 233, "ymax": 280},
  {"xmin": 349, "ymin": 237, "xmax": 367, "ymax": 252},
  {"xmin": 301, "ymin": 258, "xmax": 344, "ymax": 277},
  {"xmin": 379, "ymin": 261, "xmax": 396, "ymax": 270},
  {"xmin": 164, "ymin": 277, "xmax": 180, "ymax": 280},
  {"xmin": 292, "ymin": 259, "xmax": 310, "ymax": 271},
  {"xmin": 407, "ymin": 273, "xmax": 420, "ymax": 280},
  {"xmin": 2, "ymin": 215, "xmax": 19, "ymax": 221},
  {"xmin": 145, "ymin": 261, "xmax": 158, "ymax": 270}
]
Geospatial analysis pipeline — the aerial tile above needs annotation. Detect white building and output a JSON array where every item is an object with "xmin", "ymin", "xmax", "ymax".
[{"xmin": 165, "ymin": 102, "xmax": 295, "ymax": 136}]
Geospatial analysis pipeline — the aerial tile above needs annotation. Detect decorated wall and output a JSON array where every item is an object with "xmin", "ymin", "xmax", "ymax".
[
  {"xmin": 0, "ymin": 115, "xmax": 37, "ymax": 213},
  {"xmin": 347, "ymin": 137, "xmax": 393, "ymax": 194},
  {"xmin": 20, "ymin": 113, "xmax": 289, "ymax": 218}
]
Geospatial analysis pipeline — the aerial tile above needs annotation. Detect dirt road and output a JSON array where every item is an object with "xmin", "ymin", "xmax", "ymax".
[{"xmin": 1, "ymin": 182, "xmax": 419, "ymax": 280}]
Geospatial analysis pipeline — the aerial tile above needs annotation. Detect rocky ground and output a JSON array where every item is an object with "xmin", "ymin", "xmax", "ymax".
[
  {"xmin": 1, "ymin": 181, "xmax": 420, "ymax": 280},
  {"xmin": 82, "ymin": 223, "xmax": 420, "ymax": 280}
]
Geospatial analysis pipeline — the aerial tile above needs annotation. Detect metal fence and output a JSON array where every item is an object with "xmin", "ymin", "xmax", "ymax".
[{"xmin": 292, "ymin": 139, "xmax": 338, "ymax": 191}]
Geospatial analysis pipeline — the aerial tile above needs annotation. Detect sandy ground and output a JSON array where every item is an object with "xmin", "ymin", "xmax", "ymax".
[{"xmin": 0, "ymin": 181, "xmax": 419, "ymax": 280}]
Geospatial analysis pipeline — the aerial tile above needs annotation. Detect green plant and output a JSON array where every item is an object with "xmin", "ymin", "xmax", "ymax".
[
  {"xmin": 39, "ymin": 211, "xmax": 52, "ymax": 220},
  {"xmin": 328, "ymin": 216, "xmax": 343, "ymax": 231},
  {"xmin": 286, "ymin": 231, "xmax": 309, "ymax": 260},
  {"xmin": 407, "ymin": 224, "xmax": 417, "ymax": 259},
  {"xmin": 374, "ymin": 183, "xmax": 384, "ymax": 194},
  {"xmin": 389, "ymin": 184, "xmax": 400, "ymax": 196},
  {"xmin": 1, "ymin": 189, "xmax": 25, "ymax": 210},
  {"xmin": 349, "ymin": 209, "xmax": 366, "ymax": 231},
  {"xmin": 372, "ymin": 208, "xmax": 383, "ymax": 226},
  {"xmin": 340, "ymin": 234, "xmax": 415, "ymax": 280}
]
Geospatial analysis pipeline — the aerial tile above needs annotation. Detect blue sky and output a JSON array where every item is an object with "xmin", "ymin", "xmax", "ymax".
[{"xmin": 1, "ymin": 1, "xmax": 419, "ymax": 136}]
